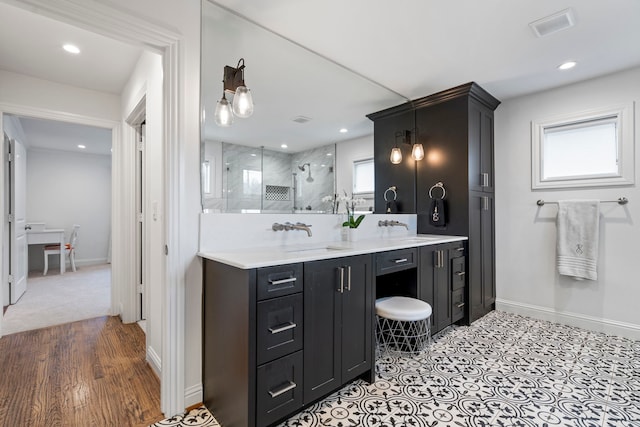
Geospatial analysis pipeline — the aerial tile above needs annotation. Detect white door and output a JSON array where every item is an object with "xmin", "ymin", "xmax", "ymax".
[
  {"xmin": 136, "ymin": 123, "xmax": 146, "ymax": 321},
  {"xmin": 9, "ymin": 138, "xmax": 27, "ymax": 304}
]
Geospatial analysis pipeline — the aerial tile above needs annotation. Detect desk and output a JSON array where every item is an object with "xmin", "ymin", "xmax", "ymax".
[{"xmin": 27, "ymin": 229, "xmax": 65, "ymax": 274}]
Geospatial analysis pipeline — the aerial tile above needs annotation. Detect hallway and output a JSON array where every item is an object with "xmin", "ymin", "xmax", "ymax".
[{"xmin": 0, "ymin": 316, "xmax": 163, "ymax": 426}]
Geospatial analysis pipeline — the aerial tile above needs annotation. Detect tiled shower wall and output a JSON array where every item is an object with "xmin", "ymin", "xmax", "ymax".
[{"xmin": 208, "ymin": 142, "xmax": 335, "ymax": 213}]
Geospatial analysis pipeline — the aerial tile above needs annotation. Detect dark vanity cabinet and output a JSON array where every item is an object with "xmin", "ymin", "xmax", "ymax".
[
  {"xmin": 303, "ymin": 255, "xmax": 374, "ymax": 403},
  {"xmin": 418, "ymin": 241, "xmax": 466, "ymax": 334},
  {"xmin": 203, "ymin": 255, "xmax": 374, "ymax": 427},
  {"xmin": 369, "ymin": 82, "xmax": 499, "ymax": 326}
]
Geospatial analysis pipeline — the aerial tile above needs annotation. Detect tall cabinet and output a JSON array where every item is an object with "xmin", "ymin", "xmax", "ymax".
[{"xmin": 369, "ymin": 82, "xmax": 500, "ymax": 325}]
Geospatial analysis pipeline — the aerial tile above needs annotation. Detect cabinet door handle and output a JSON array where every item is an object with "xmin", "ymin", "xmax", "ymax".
[
  {"xmin": 456, "ymin": 247, "xmax": 465, "ymax": 252},
  {"xmin": 481, "ymin": 173, "xmax": 489, "ymax": 187},
  {"xmin": 482, "ymin": 196, "xmax": 489, "ymax": 211},
  {"xmin": 268, "ymin": 381, "xmax": 297, "ymax": 398},
  {"xmin": 339, "ymin": 267, "xmax": 344, "ymax": 293},
  {"xmin": 269, "ymin": 277, "xmax": 297, "ymax": 286},
  {"xmin": 438, "ymin": 250, "xmax": 444, "ymax": 268},
  {"xmin": 456, "ymin": 302, "xmax": 465, "ymax": 309},
  {"xmin": 347, "ymin": 265, "xmax": 351, "ymax": 291},
  {"xmin": 456, "ymin": 271, "xmax": 466, "ymax": 277},
  {"xmin": 268, "ymin": 322, "xmax": 297, "ymax": 334},
  {"xmin": 394, "ymin": 258, "xmax": 408, "ymax": 264}
]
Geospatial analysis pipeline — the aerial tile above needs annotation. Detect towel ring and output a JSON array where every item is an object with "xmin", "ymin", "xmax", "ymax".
[
  {"xmin": 429, "ymin": 182, "xmax": 446, "ymax": 199},
  {"xmin": 384, "ymin": 186, "xmax": 397, "ymax": 202}
]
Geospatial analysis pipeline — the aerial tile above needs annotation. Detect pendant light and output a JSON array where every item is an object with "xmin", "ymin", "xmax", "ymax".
[
  {"xmin": 214, "ymin": 91, "xmax": 234, "ymax": 127},
  {"xmin": 411, "ymin": 141, "xmax": 424, "ymax": 161},
  {"xmin": 214, "ymin": 58, "xmax": 254, "ymax": 127},
  {"xmin": 390, "ymin": 145, "xmax": 402, "ymax": 164}
]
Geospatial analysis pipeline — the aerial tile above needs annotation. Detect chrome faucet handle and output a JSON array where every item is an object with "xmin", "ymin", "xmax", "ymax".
[
  {"xmin": 272, "ymin": 223, "xmax": 285, "ymax": 231},
  {"xmin": 378, "ymin": 220, "xmax": 388, "ymax": 227}
]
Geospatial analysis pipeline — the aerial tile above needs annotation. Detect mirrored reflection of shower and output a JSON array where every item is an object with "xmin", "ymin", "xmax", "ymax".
[{"xmin": 298, "ymin": 162, "xmax": 314, "ymax": 182}]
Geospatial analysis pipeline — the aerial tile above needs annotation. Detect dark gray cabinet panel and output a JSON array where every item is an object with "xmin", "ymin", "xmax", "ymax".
[
  {"xmin": 419, "ymin": 242, "xmax": 465, "ymax": 334},
  {"xmin": 303, "ymin": 255, "xmax": 373, "ymax": 404},
  {"xmin": 468, "ymin": 192, "xmax": 495, "ymax": 323},
  {"xmin": 256, "ymin": 351, "xmax": 303, "ymax": 427},
  {"xmin": 368, "ymin": 108, "xmax": 417, "ymax": 213}
]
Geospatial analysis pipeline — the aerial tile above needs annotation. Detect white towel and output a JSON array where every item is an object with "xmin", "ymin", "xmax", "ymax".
[{"xmin": 556, "ymin": 200, "xmax": 600, "ymax": 280}]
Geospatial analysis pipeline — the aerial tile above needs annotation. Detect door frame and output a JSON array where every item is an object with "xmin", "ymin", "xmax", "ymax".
[{"xmin": 0, "ymin": 0, "xmax": 184, "ymax": 416}]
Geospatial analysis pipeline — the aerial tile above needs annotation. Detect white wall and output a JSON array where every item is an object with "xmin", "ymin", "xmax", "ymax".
[
  {"xmin": 26, "ymin": 149, "xmax": 111, "ymax": 270},
  {"xmin": 103, "ymin": 0, "xmax": 203, "ymax": 407},
  {"xmin": 120, "ymin": 50, "xmax": 165, "ymax": 374},
  {"xmin": 495, "ymin": 67, "xmax": 640, "ymax": 339},
  {"xmin": 0, "ymin": 70, "xmax": 120, "ymax": 121}
]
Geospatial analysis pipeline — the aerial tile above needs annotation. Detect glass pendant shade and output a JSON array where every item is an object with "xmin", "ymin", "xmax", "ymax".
[
  {"xmin": 411, "ymin": 143, "xmax": 425, "ymax": 161},
  {"xmin": 390, "ymin": 147, "xmax": 402, "ymax": 164},
  {"xmin": 232, "ymin": 86, "xmax": 254, "ymax": 118},
  {"xmin": 214, "ymin": 94, "xmax": 234, "ymax": 127}
]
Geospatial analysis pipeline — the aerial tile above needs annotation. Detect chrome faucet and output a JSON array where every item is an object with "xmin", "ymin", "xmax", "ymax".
[
  {"xmin": 378, "ymin": 219, "xmax": 409, "ymax": 230},
  {"xmin": 272, "ymin": 222, "xmax": 313, "ymax": 237}
]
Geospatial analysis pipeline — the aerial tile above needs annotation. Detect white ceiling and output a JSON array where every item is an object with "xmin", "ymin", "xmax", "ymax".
[{"xmin": 1, "ymin": 0, "xmax": 640, "ymax": 153}]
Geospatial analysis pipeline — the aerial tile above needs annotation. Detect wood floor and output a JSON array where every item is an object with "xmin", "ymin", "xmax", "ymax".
[{"xmin": 0, "ymin": 316, "xmax": 165, "ymax": 426}]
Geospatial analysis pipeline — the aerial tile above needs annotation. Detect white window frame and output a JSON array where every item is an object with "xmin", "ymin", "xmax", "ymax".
[
  {"xmin": 352, "ymin": 158, "xmax": 374, "ymax": 197},
  {"xmin": 531, "ymin": 103, "xmax": 635, "ymax": 189}
]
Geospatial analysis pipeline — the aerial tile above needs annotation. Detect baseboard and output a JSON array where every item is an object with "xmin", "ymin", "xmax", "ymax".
[
  {"xmin": 496, "ymin": 298, "xmax": 640, "ymax": 340},
  {"xmin": 184, "ymin": 384, "xmax": 203, "ymax": 409},
  {"xmin": 146, "ymin": 345, "xmax": 162, "ymax": 377},
  {"xmin": 74, "ymin": 258, "xmax": 109, "ymax": 267}
]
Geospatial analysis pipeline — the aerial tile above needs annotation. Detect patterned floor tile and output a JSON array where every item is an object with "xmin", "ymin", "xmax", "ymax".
[{"xmin": 151, "ymin": 311, "xmax": 640, "ymax": 427}]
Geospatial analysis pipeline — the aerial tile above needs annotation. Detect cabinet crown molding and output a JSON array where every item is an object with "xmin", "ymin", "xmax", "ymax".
[{"xmin": 367, "ymin": 82, "xmax": 501, "ymax": 121}]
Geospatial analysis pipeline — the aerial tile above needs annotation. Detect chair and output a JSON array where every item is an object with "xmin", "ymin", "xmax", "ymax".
[
  {"xmin": 375, "ymin": 296, "xmax": 432, "ymax": 357},
  {"xmin": 43, "ymin": 225, "xmax": 80, "ymax": 275}
]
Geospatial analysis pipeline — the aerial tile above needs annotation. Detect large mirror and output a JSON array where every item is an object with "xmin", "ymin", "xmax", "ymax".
[{"xmin": 200, "ymin": 0, "xmax": 406, "ymax": 213}]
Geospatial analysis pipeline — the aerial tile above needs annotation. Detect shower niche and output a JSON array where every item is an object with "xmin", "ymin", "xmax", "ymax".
[{"xmin": 202, "ymin": 141, "xmax": 335, "ymax": 213}]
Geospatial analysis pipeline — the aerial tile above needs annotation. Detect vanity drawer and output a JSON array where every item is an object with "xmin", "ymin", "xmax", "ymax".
[
  {"xmin": 449, "ymin": 244, "xmax": 465, "ymax": 259},
  {"xmin": 451, "ymin": 288, "xmax": 465, "ymax": 322},
  {"xmin": 375, "ymin": 248, "xmax": 417, "ymax": 276},
  {"xmin": 450, "ymin": 257, "xmax": 466, "ymax": 291},
  {"xmin": 256, "ymin": 351, "xmax": 303, "ymax": 427},
  {"xmin": 257, "ymin": 263, "xmax": 303, "ymax": 301},
  {"xmin": 257, "ymin": 294, "xmax": 303, "ymax": 365}
]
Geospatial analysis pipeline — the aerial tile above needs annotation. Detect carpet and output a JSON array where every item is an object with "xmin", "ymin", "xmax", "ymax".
[{"xmin": 2, "ymin": 264, "xmax": 111, "ymax": 334}]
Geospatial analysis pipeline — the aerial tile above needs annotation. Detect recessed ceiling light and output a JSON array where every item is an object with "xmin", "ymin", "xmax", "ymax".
[
  {"xmin": 250, "ymin": 153, "xmax": 257, "ymax": 157},
  {"xmin": 558, "ymin": 61, "xmax": 577, "ymax": 70},
  {"xmin": 326, "ymin": 153, "xmax": 333, "ymax": 157},
  {"xmin": 339, "ymin": 128, "xmax": 348, "ymax": 133},
  {"xmin": 281, "ymin": 144, "xmax": 288, "ymax": 149},
  {"xmin": 63, "ymin": 44, "xmax": 80, "ymax": 54},
  {"xmin": 77, "ymin": 144, "xmax": 86, "ymax": 149}
]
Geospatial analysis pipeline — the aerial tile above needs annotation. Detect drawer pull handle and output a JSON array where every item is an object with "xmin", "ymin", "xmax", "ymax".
[
  {"xmin": 456, "ymin": 303, "xmax": 465, "ymax": 308},
  {"xmin": 394, "ymin": 258, "xmax": 408, "ymax": 264},
  {"xmin": 269, "ymin": 381, "xmax": 297, "ymax": 398},
  {"xmin": 456, "ymin": 271, "xmax": 466, "ymax": 277},
  {"xmin": 268, "ymin": 322, "xmax": 297, "ymax": 334},
  {"xmin": 269, "ymin": 277, "xmax": 297, "ymax": 285}
]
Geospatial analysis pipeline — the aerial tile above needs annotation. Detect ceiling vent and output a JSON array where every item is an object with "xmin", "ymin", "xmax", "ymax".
[
  {"xmin": 529, "ymin": 8, "xmax": 575, "ymax": 38},
  {"xmin": 291, "ymin": 116, "xmax": 312, "ymax": 124}
]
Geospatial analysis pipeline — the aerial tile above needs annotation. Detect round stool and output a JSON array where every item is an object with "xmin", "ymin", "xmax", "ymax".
[{"xmin": 375, "ymin": 296, "xmax": 432, "ymax": 356}]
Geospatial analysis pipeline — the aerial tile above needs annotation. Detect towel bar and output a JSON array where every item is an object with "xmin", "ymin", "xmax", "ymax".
[{"xmin": 536, "ymin": 197, "xmax": 628, "ymax": 206}]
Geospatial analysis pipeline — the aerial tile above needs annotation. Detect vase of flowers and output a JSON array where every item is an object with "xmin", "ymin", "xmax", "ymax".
[{"xmin": 341, "ymin": 191, "xmax": 366, "ymax": 241}]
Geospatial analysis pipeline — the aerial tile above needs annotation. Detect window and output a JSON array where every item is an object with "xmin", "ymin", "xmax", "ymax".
[
  {"xmin": 353, "ymin": 158, "xmax": 374, "ymax": 195},
  {"xmin": 532, "ymin": 103, "xmax": 634, "ymax": 189}
]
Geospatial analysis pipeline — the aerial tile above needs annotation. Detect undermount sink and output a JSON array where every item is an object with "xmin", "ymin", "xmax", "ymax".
[
  {"xmin": 282, "ymin": 245, "xmax": 348, "ymax": 254},
  {"xmin": 396, "ymin": 236, "xmax": 442, "ymax": 243}
]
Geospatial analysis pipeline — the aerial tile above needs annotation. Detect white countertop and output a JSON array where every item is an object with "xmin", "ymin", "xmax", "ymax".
[{"xmin": 198, "ymin": 234, "xmax": 467, "ymax": 269}]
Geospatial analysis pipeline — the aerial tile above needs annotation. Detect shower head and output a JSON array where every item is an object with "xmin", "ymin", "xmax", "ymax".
[{"xmin": 298, "ymin": 163, "xmax": 310, "ymax": 172}]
